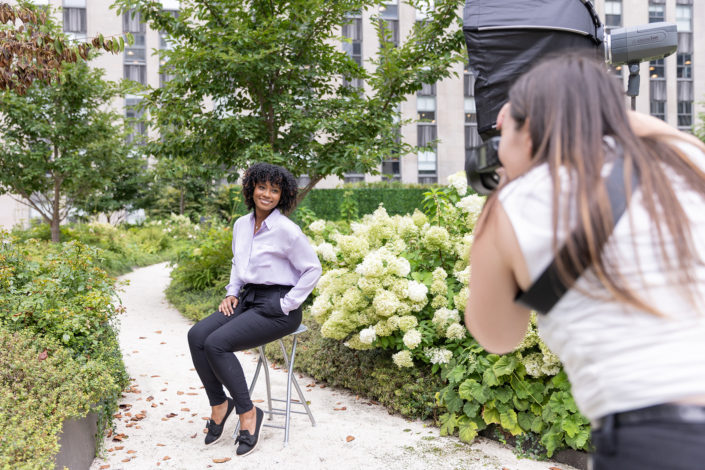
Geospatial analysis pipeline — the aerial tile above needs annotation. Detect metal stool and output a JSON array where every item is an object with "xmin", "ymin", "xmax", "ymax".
[{"xmin": 232, "ymin": 324, "xmax": 316, "ymax": 446}]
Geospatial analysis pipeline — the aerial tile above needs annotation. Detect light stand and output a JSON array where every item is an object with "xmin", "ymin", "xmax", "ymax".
[{"xmin": 626, "ymin": 62, "xmax": 640, "ymax": 112}]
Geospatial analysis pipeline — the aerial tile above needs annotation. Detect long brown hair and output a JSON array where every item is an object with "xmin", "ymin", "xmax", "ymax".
[{"xmin": 480, "ymin": 53, "xmax": 705, "ymax": 315}]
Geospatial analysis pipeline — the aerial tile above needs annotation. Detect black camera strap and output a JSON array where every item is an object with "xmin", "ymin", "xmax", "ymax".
[{"xmin": 514, "ymin": 150, "xmax": 638, "ymax": 314}]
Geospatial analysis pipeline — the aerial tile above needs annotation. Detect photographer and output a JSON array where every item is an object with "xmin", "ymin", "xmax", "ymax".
[{"xmin": 464, "ymin": 54, "xmax": 705, "ymax": 470}]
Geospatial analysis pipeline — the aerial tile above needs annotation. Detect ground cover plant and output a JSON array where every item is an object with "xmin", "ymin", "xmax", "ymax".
[{"xmin": 0, "ymin": 228, "xmax": 130, "ymax": 467}]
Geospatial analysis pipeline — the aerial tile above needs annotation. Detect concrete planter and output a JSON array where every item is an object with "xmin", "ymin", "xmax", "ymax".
[
  {"xmin": 53, "ymin": 413, "xmax": 98, "ymax": 470},
  {"xmin": 479, "ymin": 424, "xmax": 589, "ymax": 470}
]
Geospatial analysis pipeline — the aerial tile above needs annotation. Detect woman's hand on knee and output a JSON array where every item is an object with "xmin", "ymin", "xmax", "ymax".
[{"xmin": 219, "ymin": 296, "xmax": 239, "ymax": 316}]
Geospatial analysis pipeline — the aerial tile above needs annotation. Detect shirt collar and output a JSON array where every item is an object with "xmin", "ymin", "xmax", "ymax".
[{"xmin": 250, "ymin": 208, "xmax": 281, "ymax": 230}]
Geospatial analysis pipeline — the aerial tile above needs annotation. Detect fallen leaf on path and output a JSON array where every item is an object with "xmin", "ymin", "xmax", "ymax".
[
  {"xmin": 160, "ymin": 342, "xmax": 166, "ymax": 345},
  {"xmin": 213, "ymin": 458, "xmax": 232, "ymax": 463},
  {"xmin": 135, "ymin": 414, "xmax": 146, "ymax": 419},
  {"xmin": 203, "ymin": 429, "xmax": 208, "ymax": 433},
  {"xmin": 122, "ymin": 459, "xmax": 130, "ymax": 463},
  {"xmin": 113, "ymin": 414, "xmax": 122, "ymax": 419},
  {"xmin": 370, "ymin": 401, "xmax": 379, "ymax": 405},
  {"xmin": 166, "ymin": 413, "xmax": 178, "ymax": 418},
  {"xmin": 307, "ymin": 389, "xmax": 311, "ymax": 392},
  {"xmin": 140, "ymin": 374, "xmax": 147, "ymax": 377},
  {"xmin": 189, "ymin": 387, "xmax": 195, "ymax": 390},
  {"xmin": 114, "ymin": 446, "xmax": 124, "ymax": 450},
  {"xmin": 107, "ymin": 448, "xmax": 114, "ymax": 452},
  {"xmin": 192, "ymin": 413, "xmax": 197, "ymax": 416},
  {"xmin": 155, "ymin": 331, "xmax": 162, "ymax": 334},
  {"xmin": 334, "ymin": 407, "xmax": 347, "ymax": 411},
  {"xmin": 191, "ymin": 433, "xmax": 197, "ymax": 438},
  {"xmin": 126, "ymin": 423, "xmax": 134, "ymax": 428},
  {"xmin": 202, "ymin": 417, "xmax": 209, "ymax": 420},
  {"xmin": 136, "ymin": 426, "xmax": 141, "ymax": 429},
  {"xmin": 177, "ymin": 391, "xmax": 184, "ymax": 395},
  {"xmin": 253, "ymin": 399, "xmax": 264, "ymax": 403},
  {"xmin": 346, "ymin": 436, "xmax": 355, "ymax": 442},
  {"xmin": 151, "ymin": 375, "xmax": 160, "ymax": 378},
  {"xmin": 161, "ymin": 388, "xmax": 167, "ymax": 392},
  {"xmin": 163, "ymin": 456, "xmax": 170, "ymax": 460},
  {"xmin": 200, "ymin": 386, "xmax": 204, "ymax": 389},
  {"xmin": 336, "ymin": 402, "xmax": 341, "ymax": 405},
  {"xmin": 38, "ymin": 349, "xmax": 48, "ymax": 361},
  {"xmin": 100, "ymin": 466, "xmax": 110, "ymax": 469},
  {"xmin": 320, "ymin": 385, "xmax": 326, "ymax": 389},
  {"xmin": 152, "ymin": 403, "xmax": 158, "ymax": 408},
  {"xmin": 356, "ymin": 395, "xmax": 360, "ymax": 400},
  {"xmin": 187, "ymin": 393, "xmax": 198, "ymax": 395},
  {"xmin": 157, "ymin": 443, "xmax": 166, "ymax": 446},
  {"xmin": 139, "ymin": 337, "xmax": 146, "ymax": 339},
  {"xmin": 132, "ymin": 351, "xmax": 139, "ymax": 353},
  {"xmin": 190, "ymin": 368, "xmax": 195, "ymax": 371},
  {"xmin": 549, "ymin": 468, "xmax": 564, "ymax": 470},
  {"xmin": 127, "ymin": 450, "xmax": 136, "ymax": 454},
  {"xmin": 181, "ymin": 408, "xmax": 190, "ymax": 411}
]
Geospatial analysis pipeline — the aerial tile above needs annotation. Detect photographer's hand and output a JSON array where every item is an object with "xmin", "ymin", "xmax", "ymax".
[{"xmin": 218, "ymin": 296, "xmax": 239, "ymax": 316}]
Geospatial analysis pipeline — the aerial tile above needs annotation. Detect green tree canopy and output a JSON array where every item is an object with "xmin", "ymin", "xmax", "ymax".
[
  {"xmin": 112, "ymin": 0, "xmax": 465, "ymax": 214},
  {"xmin": 0, "ymin": 59, "xmax": 134, "ymax": 242}
]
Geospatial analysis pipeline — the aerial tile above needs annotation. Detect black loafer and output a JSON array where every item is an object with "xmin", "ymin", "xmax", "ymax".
[
  {"xmin": 235, "ymin": 406, "xmax": 264, "ymax": 457},
  {"xmin": 205, "ymin": 397, "xmax": 235, "ymax": 446}
]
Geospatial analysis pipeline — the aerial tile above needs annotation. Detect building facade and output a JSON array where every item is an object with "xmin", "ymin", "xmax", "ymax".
[{"xmin": 0, "ymin": 0, "xmax": 703, "ymax": 228}]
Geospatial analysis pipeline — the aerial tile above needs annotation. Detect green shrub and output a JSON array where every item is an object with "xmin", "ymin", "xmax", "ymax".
[
  {"xmin": 0, "ymin": 327, "xmax": 126, "ymax": 469},
  {"xmin": 292, "ymin": 187, "xmax": 431, "ymax": 223},
  {"xmin": 170, "ymin": 226, "xmax": 233, "ymax": 291},
  {"xmin": 164, "ymin": 281, "xmax": 223, "ymax": 322}
]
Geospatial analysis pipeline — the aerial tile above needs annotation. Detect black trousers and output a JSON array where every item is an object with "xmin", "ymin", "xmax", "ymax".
[
  {"xmin": 591, "ymin": 420, "xmax": 705, "ymax": 470},
  {"xmin": 187, "ymin": 284, "xmax": 302, "ymax": 414}
]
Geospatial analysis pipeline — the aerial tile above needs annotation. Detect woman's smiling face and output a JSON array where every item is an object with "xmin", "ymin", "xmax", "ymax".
[{"xmin": 253, "ymin": 180, "xmax": 281, "ymax": 212}]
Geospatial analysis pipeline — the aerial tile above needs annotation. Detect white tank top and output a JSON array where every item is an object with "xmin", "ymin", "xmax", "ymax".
[{"xmin": 498, "ymin": 142, "xmax": 705, "ymax": 422}]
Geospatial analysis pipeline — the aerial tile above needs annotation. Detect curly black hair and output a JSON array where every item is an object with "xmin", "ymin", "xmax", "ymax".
[{"xmin": 241, "ymin": 162, "xmax": 299, "ymax": 214}]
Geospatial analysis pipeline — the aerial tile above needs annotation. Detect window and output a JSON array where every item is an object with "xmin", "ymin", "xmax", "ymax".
[
  {"xmin": 125, "ymin": 97, "xmax": 147, "ymax": 145},
  {"xmin": 63, "ymin": 0, "xmax": 86, "ymax": 41},
  {"xmin": 417, "ymin": 96, "xmax": 436, "ymax": 123},
  {"xmin": 605, "ymin": 1, "xmax": 622, "ymax": 28},
  {"xmin": 416, "ymin": 0, "xmax": 434, "ymax": 21},
  {"xmin": 464, "ymin": 97, "xmax": 476, "ymax": 124},
  {"xmin": 678, "ymin": 102, "xmax": 693, "ymax": 128},
  {"xmin": 124, "ymin": 10, "xmax": 147, "ymax": 85},
  {"xmin": 382, "ymin": 108, "xmax": 401, "ymax": 181},
  {"xmin": 379, "ymin": 0, "xmax": 398, "ymax": 20},
  {"xmin": 159, "ymin": 10, "xmax": 179, "ymax": 87},
  {"xmin": 650, "ymin": 101, "xmax": 666, "ymax": 121},
  {"xmin": 342, "ymin": 17, "xmax": 363, "ymax": 89},
  {"xmin": 676, "ymin": 5, "xmax": 692, "ymax": 33},
  {"xmin": 418, "ymin": 149, "xmax": 437, "ymax": 181},
  {"xmin": 648, "ymin": 4, "xmax": 664, "ymax": 23},
  {"xmin": 649, "ymin": 59, "xmax": 665, "ymax": 79},
  {"xmin": 677, "ymin": 54, "xmax": 692, "ymax": 79}
]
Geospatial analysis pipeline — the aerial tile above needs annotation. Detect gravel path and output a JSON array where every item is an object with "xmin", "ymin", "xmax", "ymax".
[{"xmin": 90, "ymin": 263, "xmax": 577, "ymax": 470}]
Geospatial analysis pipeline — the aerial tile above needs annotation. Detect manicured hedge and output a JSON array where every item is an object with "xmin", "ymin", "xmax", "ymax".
[{"xmin": 292, "ymin": 188, "xmax": 428, "ymax": 222}]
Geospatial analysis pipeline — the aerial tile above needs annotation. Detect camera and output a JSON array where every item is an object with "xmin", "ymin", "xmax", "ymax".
[{"xmin": 463, "ymin": 0, "xmax": 677, "ymax": 195}]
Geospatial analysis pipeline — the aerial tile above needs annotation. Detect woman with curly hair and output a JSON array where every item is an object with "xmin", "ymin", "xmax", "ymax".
[{"xmin": 187, "ymin": 162, "xmax": 321, "ymax": 457}]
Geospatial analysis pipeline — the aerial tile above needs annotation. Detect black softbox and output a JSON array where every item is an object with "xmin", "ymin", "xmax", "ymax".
[{"xmin": 464, "ymin": 0, "xmax": 603, "ymax": 141}]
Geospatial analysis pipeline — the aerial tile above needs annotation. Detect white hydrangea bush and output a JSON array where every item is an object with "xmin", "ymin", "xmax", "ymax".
[{"xmin": 303, "ymin": 171, "xmax": 561, "ymax": 374}]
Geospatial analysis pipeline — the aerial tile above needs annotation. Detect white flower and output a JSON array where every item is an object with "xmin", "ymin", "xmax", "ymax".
[
  {"xmin": 372, "ymin": 290, "xmax": 399, "ymax": 317},
  {"xmin": 403, "ymin": 329, "xmax": 423, "ymax": 349},
  {"xmin": 454, "ymin": 265, "xmax": 471, "ymax": 285},
  {"xmin": 447, "ymin": 171, "xmax": 468, "ymax": 196},
  {"xmin": 405, "ymin": 280, "xmax": 428, "ymax": 303},
  {"xmin": 315, "ymin": 242, "xmax": 338, "ymax": 262},
  {"xmin": 359, "ymin": 327, "xmax": 378, "ymax": 345},
  {"xmin": 424, "ymin": 347, "xmax": 453, "ymax": 364},
  {"xmin": 432, "ymin": 307, "xmax": 460, "ymax": 326},
  {"xmin": 392, "ymin": 350, "xmax": 414, "ymax": 368},
  {"xmin": 309, "ymin": 219, "xmax": 326, "ymax": 233},
  {"xmin": 446, "ymin": 323, "xmax": 467, "ymax": 341},
  {"xmin": 391, "ymin": 256, "xmax": 411, "ymax": 278}
]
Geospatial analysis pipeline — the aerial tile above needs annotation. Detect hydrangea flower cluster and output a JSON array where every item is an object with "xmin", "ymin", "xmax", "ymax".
[
  {"xmin": 512, "ymin": 313, "xmax": 562, "ymax": 377},
  {"xmin": 305, "ymin": 172, "xmax": 548, "ymax": 369}
]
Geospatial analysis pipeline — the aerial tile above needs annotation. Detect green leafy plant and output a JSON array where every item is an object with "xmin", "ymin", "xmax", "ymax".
[
  {"xmin": 339, "ymin": 190, "xmax": 360, "ymax": 224},
  {"xmin": 170, "ymin": 225, "xmax": 233, "ymax": 291}
]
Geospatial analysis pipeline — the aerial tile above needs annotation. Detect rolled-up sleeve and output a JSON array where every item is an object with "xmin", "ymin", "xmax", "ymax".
[{"xmin": 280, "ymin": 231, "xmax": 322, "ymax": 314}]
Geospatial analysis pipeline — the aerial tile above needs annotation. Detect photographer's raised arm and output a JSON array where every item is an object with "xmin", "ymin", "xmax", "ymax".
[
  {"xmin": 628, "ymin": 111, "xmax": 705, "ymax": 153},
  {"xmin": 464, "ymin": 200, "xmax": 532, "ymax": 354}
]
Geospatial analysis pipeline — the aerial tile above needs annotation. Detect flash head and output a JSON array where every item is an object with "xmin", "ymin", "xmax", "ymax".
[{"xmin": 605, "ymin": 22, "xmax": 677, "ymax": 66}]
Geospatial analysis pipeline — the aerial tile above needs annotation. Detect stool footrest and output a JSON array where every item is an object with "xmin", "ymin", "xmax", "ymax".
[
  {"xmin": 263, "ymin": 424, "xmax": 286, "ymax": 430},
  {"xmin": 271, "ymin": 398, "xmax": 305, "ymax": 405},
  {"xmin": 270, "ymin": 408, "xmax": 309, "ymax": 415}
]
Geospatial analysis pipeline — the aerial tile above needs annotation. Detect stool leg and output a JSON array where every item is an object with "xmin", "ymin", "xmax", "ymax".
[
  {"xmin": 278, "ymin": 338, "xmax": 316, "ymax": 428},
  {"xmin": 260, "ymin": 345, "xmax": 274, "ymax": 420},
  {"xmin": 233, "ymin": 349, "xmax": 264, "ymax": 439},
  {"xmin": 283, "ymin": 335, "xmax": 299, "ymax": 447}
]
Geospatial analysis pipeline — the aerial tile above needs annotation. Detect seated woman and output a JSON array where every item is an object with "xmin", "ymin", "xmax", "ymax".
[{"xmin": 187, "ymin": 162, "xmax": 322, "ymax": 457}]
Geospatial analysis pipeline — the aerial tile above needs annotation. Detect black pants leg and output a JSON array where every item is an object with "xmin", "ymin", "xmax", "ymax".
[
  {"xmin": 591, "ymin": 421, "xmax": 705, "ymax": 470},
  {"xmin": 187, "ymin": 287, "xmax": 302, "ymax": 415}
]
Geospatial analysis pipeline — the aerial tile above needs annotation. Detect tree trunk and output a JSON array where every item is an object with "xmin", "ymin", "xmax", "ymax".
[
  {"xmin": 51, "ymin": 176, "xmax": 61, "ymax": 243},
  {"xmin": 179, "ymin": 188, "xmax": 185, "ymax": 215},
  {"xmin": 285, "ymin": 175, "xmax": 324, "ymax": 217}
]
